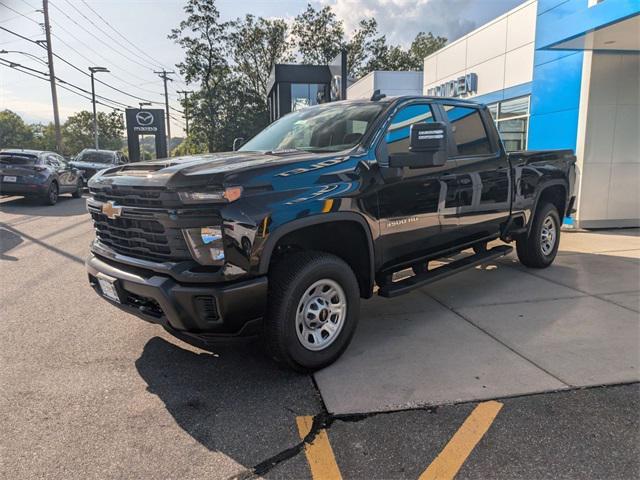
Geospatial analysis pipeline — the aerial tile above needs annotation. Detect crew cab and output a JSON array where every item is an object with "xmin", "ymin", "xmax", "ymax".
[{"xmin": 86, "ymin": 96, "xmax": 576, "ymax": 372}]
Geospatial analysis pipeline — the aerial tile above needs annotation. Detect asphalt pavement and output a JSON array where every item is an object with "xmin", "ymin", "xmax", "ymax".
[{"xmin": 1, "ymin": 194, "xmax": 638, "ymax": 479}]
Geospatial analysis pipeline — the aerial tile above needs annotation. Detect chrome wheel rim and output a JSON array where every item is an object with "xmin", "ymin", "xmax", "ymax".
[
  {"xmin": 540, "ymin": 215, "xmax": 556, "ymax": 256},
  {"xmin": 295, "ymin": 279, "xmax": 347, "ymax": 351}
]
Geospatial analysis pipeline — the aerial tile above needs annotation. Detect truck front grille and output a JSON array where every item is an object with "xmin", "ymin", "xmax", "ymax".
[
  {"xmin": 90, "ymin": 211, "xmax": 190, "ymax": 262},
  {"xmin": 90, "ymin": 185, "xmax": 178, "ymax": 207}
]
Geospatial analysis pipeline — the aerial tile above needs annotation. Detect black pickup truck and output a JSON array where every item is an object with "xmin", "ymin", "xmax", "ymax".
[{"xmin": 86, "ymin": 96, "xmax": 576, "ymax": 371}]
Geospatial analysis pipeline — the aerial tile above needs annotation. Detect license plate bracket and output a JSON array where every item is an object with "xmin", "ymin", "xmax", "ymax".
[
  {"xmin": 98, "ymin": 275, "xmax": 122, "ymax": 303},
  {"xmin": 3, "ymin": 176, "xmax": 17, "ymax": 182}
]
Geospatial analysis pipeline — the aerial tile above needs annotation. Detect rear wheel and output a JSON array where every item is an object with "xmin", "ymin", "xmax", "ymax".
[
  {"xmin": 264, "ymin": 251, "xmax": 360, "ymax": 372},
  {"xmin": 516, "ymin": 202, "xmax": 560, "ymax": 268},
  {"xmin": 44, "ymin": 182, "xmax": 58, "ymax": 205}
]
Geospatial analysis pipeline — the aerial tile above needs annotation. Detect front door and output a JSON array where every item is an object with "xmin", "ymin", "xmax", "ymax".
[{"xmin": 376, "ymin": 102, "xmax": 460, "ymax": 267}]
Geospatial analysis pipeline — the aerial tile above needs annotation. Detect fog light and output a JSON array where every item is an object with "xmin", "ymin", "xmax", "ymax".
[{"xmin": 183, "ymin": 226, "xmax": 225, "ymax": 265}]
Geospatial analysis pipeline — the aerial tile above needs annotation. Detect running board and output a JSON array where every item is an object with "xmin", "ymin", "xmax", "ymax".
[{"xmin": 378, "ymin": 245, "xmax": 513, "ymax": 298}]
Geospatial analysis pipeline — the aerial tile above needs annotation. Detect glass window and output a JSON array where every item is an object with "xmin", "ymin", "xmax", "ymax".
[
  {"xmin": 499, "ymin": 96, "xmax": 529, "ymax": 119},
  {"xmin": 385, "ymin": 103, "xmax": 435, "ymax": 155},
  {"xmin": 489, "ymin": 95, "xmax": 530, "ymax": 152},
  {"xmin": 443, "ymin": 105, "xmax": 493, "ymax": 156},
  {"xmin": 291, "ymin": 83, "xmax": 325, "ymax": 112},
  {"xmin": 240, "ymin": 102, "xmax": 385, "ymax": 153}
]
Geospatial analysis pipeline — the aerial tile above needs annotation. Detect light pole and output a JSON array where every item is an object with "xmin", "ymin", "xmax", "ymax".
[{"xmin": 89, "ymin": 66, "xmax": 109, "ymax": 149}]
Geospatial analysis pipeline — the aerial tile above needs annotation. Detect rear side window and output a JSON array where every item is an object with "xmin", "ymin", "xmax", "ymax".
[
  {"xmin": 385, "ymin": 103, "xmax": 435, "ymax": 155},
  {"xmin": 443, "ymin": 105, "xmax": 493, "ymax": 156}
]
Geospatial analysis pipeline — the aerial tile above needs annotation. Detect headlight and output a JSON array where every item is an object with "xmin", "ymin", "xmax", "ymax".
[
  {"xmin": 182, "ymin": 226, "xmax": 225, "ymax": 265},
  {"xmin": 178, "ymin": 186, "xmax": 243, "ymax": 204}
]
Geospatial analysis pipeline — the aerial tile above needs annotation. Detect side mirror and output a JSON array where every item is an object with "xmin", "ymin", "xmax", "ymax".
[
  {"xmin": 233, "ymin": 137, "xmax": 245, "ymax": 151},
  {"xmin": 389, "ymin": 122, "xmax": 447, "ymax": 169}
]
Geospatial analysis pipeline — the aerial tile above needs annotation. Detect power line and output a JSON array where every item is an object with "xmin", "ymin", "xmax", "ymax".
[
  {"xmin": 0, "ymin": 24, "xmax": 165, "ymax": 107},
  {"xmin": 0, "ymin": 1, "xmax": 41, "ymax": 26},
  {"xmin": 78, "ymin": 0, "xmax": 167, "ymax": 70},
  {"xmin": 0, "ymin": 61, "xmax": 123, "ymax": 111}
]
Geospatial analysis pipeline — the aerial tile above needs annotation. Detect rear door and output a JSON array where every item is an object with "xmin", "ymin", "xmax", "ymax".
[{"xmin": 440, "ymin": 104, "xmax": 510, "ymax": 244}]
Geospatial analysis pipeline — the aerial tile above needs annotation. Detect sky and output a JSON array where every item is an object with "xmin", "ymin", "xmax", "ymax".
[{"xmin": 0, "ymin": 0, "xmax": 523, "ymax": 137}]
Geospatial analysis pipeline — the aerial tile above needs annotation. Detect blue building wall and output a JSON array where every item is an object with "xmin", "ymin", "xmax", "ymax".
[{"xmin": 528, "ymin": 0, "xmax": 640, "ymax": 151}]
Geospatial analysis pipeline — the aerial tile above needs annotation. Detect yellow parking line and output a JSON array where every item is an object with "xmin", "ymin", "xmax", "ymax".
[
  {"xmin": 296, "ymin": 415, "xmax": 342, "ymax": 480},
  {"xmin": 419, "ymin": 401, "xmax": 503, "ymax": 480}
]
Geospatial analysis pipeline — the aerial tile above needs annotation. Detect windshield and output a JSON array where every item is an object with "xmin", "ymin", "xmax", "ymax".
[
  {"xmin": 240, "ymin": 102, "xmax": 385, "ymax": 153},
  {"xmin": 76, "ymin": 151, "xmax": 114, "ymax": 164},
  {"xmin": 0, "ymin": 153, "xmax": 38, "ymax": 165}
]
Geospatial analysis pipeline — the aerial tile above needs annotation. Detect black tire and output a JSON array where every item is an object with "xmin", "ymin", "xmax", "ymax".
[
  {"xmin": 71, "ymin": 179, "xmax": 83, "ymax": 198},
  {"xmin": 44, "ymin": 181, "xmax": 58, "ymax": 205},
  {"xmin": 516, "ymin": 202, "xmax": 561, "ymax": 268},
  {"xmin": 264, "ymin": 251, "xmax": 360, "ymax": 372}
]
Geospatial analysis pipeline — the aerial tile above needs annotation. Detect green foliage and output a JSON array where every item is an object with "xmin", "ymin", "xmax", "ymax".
[
  {"xmin": 62, "ymin": 110, "xmax": 125, "ymax": 155},
  {"xmin": 171, "ymin": 0, "xmax": 448, "ymax": 154},
  {"xmin": 292, "ymin": 4, "xmax": 344, "ymax": 65},
  {"xmin": 0, "ymin": 110, "xmax": 34, "ymax": 149}
]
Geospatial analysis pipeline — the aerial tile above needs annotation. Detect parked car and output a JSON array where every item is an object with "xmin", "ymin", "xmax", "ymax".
[
  {"xmin": 70, "ymin": 149, "xmax": 128, "ymax": 185},
  {"xmin": 0, "ymin": 149, "xmax": 83, "ymax": 205},
  {"xmin": 85, "ymin": 96, "xmax": 576, "ymax": 371}
]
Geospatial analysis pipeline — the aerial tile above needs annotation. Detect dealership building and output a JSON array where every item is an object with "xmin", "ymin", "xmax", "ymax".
[{"xmin": 348, "ymin": 0, "xmax": 639, "ymax": 228}]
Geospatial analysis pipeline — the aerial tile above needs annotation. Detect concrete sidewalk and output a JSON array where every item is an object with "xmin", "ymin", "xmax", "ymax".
[{"xmin": 315, "ymin": 229, "xmax": 640, "ymax": 414}]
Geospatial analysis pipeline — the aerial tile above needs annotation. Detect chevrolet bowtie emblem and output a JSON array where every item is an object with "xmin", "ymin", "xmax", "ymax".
[{"xmin": 102, "ymin": 200, "xmax": 123, "ymax": 219}]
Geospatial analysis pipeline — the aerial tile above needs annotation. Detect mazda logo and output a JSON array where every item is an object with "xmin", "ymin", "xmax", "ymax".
[{"xmin": 136, "ymin": 111, "xmax": 154, "ymax": 126}]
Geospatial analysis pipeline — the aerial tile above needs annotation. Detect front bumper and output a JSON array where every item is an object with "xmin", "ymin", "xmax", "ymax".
[{"xmin": 87, "ymin": 253, "xmax": 268, "ymax": 337}]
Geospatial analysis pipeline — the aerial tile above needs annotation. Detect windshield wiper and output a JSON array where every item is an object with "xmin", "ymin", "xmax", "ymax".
[{"xmin": 265, "ymin": 148, "xmax": 306, "ymax": 155}]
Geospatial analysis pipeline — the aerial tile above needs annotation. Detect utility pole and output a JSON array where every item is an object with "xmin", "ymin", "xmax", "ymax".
[
  {"xmin": 89, "ymin": 67, "xmax": 109, "ymax": 149},
  {"xmin": 41, "ymin": 0, "xmax": 62, "ymax": 153},
  {"xmin": 176, "ymin": 90, "xmax": 191, "ymax": 137},
  {"xmin": 154, "ymin": 70, "xmax": 174, "ymax": 156}
]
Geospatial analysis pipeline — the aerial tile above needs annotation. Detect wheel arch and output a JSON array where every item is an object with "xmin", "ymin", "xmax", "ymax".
[
  {"xmin": 258, "ymin": 212, "xmax": 376, "ymax": 298},
  {"xmin": 527, "ymin": 180, "xmax": 568, "ymax": 235}
]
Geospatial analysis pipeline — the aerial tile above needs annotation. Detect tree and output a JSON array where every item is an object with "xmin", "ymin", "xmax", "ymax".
[
  {"xmin": 169, "ymin": 0, "xmax": 232, "ymax": 152},
  {"xmin": 229, "ymin": 14, "xmax": 293, "ymax": 98},
  {"xmin": 408, "ymin": 32, "xmax": 447, "ymax": 69},
  {"xmin": 345, "ymin": 18, "xmax": 387, "ymax": 78},
  {"xmin": 292, "ymin": 4, "xmax": 344, "ymax": 65},
  {"xmin": 0, "ymin": 110, "xmax": 34, "ymax": 149},
  {"xmin": 62, "ymin": 111, "xmax": 124, "ymax": 155},
  {"xmin": 30, "ymin": 123, "xmax": 57, "ymax": 151}
]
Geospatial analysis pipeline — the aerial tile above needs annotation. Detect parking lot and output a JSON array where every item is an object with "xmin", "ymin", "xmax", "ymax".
[{"xmin": 1, "ymin": 194, "xmax": 638, "ymax": 479}]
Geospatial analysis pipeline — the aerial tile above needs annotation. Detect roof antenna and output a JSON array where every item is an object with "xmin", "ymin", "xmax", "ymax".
[{"xmin": 370, "ymin": 89, "xmax": 386, "ymax": 101}]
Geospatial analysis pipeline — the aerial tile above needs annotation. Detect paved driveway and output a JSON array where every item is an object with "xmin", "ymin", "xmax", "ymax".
[
  {"xmin": 315, "ymin": 229, "xmax": 640, "ymax": 414},
  {"xmin": 1, "ymin": 195, "xmax": 638, "ymax": 479}
]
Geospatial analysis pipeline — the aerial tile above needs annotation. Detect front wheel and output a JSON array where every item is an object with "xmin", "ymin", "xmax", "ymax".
[
  {"xmin": 264, "ymin": 252, "xmax": 360, "ymax": 372},
  {"xmin": 516, "ymin": 202, "xmax": 561, "ymax": 268}
]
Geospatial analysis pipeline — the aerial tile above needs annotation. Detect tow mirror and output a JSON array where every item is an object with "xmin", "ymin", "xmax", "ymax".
[{"xmin": 389, "ymin": 122, "xmax": 447, "ymax": 169}]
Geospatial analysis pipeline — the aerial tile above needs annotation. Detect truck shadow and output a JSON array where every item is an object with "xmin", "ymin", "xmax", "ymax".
[{"xmin": 134, "ymin": 336, "xmax": 320, "ymax": 470}]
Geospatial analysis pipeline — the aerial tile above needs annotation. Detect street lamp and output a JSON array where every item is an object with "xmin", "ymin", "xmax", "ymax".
[
  {"xmin": 0, "ymin": 50, "xmax": 48, "ymax": 66},
  {"xmin": 89, "ymin": 66, "xmax": 109, "ymax": 149}
]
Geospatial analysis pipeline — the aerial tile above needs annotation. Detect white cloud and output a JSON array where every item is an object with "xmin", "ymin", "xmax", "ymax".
[{"xmin": 320, "ymin": 0, "xmax": 476, "ymax": 46}]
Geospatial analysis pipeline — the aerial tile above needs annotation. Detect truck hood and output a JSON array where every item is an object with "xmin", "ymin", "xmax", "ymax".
[{"xmin": 89, "ymin": 150, "xmax": 342, "ymax": 189}]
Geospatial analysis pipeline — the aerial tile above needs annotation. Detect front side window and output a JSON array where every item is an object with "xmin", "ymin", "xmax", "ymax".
[
  {"xmin": 443, "ymin": 105, "xmax": 493, "ymax": 156},
  {"xmin": 385, "ymin": 103, "xmax": 435, "ymax": 155},
  {"xmin": 77, "ymin": 151, "xmax": 115, "ymax": 164},
  {"xmin": 240, "ymin": 102, "xmax": 385, "ymax": 153}
]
